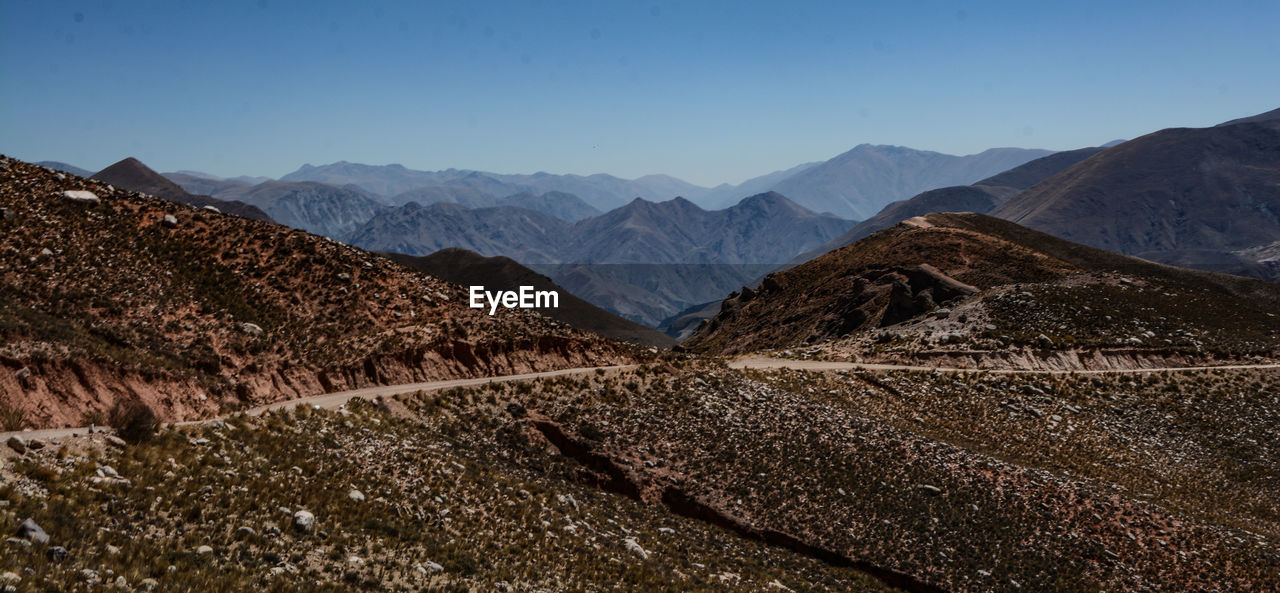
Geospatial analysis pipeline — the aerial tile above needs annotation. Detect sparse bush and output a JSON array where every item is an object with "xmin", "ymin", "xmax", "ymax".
[{"xmin": 109, "ymin": 398, "xmax": 159, "ymax": 444}]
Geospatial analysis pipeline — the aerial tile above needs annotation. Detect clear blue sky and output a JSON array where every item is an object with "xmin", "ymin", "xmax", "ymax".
[{"xmin": 2, "ymin": 1, "xmax": 1277, "ymax": 186}]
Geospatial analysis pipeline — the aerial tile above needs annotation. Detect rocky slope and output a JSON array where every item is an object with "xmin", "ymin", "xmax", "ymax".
[
  {"xmin": 0, "ymin": 156, "xmax": 635, "ymax": 429},
  {"xmin": 686, "ymin": 212, "xmax": 1280, "ymax": 361}
]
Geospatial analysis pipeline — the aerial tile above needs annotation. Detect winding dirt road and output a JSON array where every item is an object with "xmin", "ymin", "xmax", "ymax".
[
  {"xmin": 728, "ymin": 356, "xmax": 1280, "ymax": 374},
  {"xmin": 1, "ymin": 364, "xmax": 639, "ymax": 442}
]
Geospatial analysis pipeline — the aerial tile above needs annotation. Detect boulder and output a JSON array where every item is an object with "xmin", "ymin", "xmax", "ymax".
[
  {"xmin": 348, "ymin": 489, "xmax": 365, "ymax": 502},
  {"xmin": 16, "ymin": 518, "xmax": 49, "ymax": 544},
  {"xmin": 60, "ymin": 190, "xmax": 99, "ymax": 204},
  {"xmin": 292, "ymin": 510, "xmax": 316, "ymax": 533},
  {"xmin": 202, "ymin": 205, "xmax": 221, "ymax": 214},
  {"xmin": 241, "ymin": 323, "xmax": 264, "ymax": 336},
  {"xmin": 5, "ymin": 437, "xmax": 25, "ymax": 455},
  {"xmin": 162, "ymin": 214, "xmax": 178, "ymax": 228},
  {"xmin": 623, "ymin": 537, "xmax": 649, "ymax": 560}
]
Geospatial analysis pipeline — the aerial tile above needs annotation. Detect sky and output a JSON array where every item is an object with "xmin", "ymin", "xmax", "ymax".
[{"xmin": 2, "ymin": 1, "xmax": 1278, "ymax": 187}]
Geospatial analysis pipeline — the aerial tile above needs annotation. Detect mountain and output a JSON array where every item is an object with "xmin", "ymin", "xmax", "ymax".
[
  {"xmin": 686, "ymin": 211, "xmax": 1280, "ymax": 358},
  {"xmin": 498, "ymin": 190, "xmax": 602, "ymax": 222},
  {"xmin": 696, "ymin": 161, "xmax": 822, "ymax": 209},
  {"xmin": 972, "ymin": 146, "xmax": 1108, "ymax": 190},
  {"xmin": 0, "ymin": 155, "xmax": 632, "ymax": 428},
  {"xmin": 282, "ymin": 161, "xmax": 710, "ymax": 210},
  {"xmin": 36, "ymin": 161, "xmax": 93, "ymax": 177},
  {"xmin": 386, "ymin": 248, "xmax": 674, "ymax": 347},
  {"xmin": 346, "ymin": 192, "xmax": 852, "ymax": 327},
  {"xmin": 791, "ymin": 146, "xmax": 1111, "ymax": 263},
  {"xmin": 215, "ymin": 180, "xmax": 387, "ymax": 239},
  {"xmin": 565, "ymin": 192, "xmax": 853, "ymax": 265},
  {"xmin": 992, "ymin": 112, "xmax": 1280, "ymax": 279},
  {"xmin": 389, "ymin": 185, "xmax": 498, "ymax": 208},
  {"xmin": 91, "ymin": 157, "xmax": 274, "ymax": 222},
  {"xmin": 347, "ymin": 202, "xmax": 571, "ymax": 263},
  {"xmin": 1216, "ymin": 106, "xmax": 1280, "ymax": 126},
  {"xmin": 770, "ymin": 145, "xmax": 1053, "ymax": 219}
]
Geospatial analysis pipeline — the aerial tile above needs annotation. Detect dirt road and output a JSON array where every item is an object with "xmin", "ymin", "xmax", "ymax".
[
  {"xmin": 728, "ymin": 356, "xmax": 1280, "ymax": 374},
  {"xmin": 1, "ymin": 364, "xmax": 638, "ymax": 442}
]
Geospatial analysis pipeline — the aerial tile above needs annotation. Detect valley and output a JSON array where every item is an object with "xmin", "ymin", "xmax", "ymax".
[{"xmin": 4, "ymin": 106, "xmax": 1280, "ymax": 593}]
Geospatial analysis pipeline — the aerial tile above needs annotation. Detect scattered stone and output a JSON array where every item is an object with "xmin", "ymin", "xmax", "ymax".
[
  {"xmin": 0, "ymin": 572, "xmax": 19, "ymax": 585},
  {"xmin": 105, "ymin": 435, "xmax": 128, "ymax": 448},
  {"xmin": 80, "ymin": 569, "xmax": 100, "ymax": 583},
  {"xmin": 917, "ymin": 484, "xmax": 943, "ymax": 495},
  {"xmin": 105, "ymin": 544, "xmax": 120, "ymax": 555},
  {"xmin": 15, "ymin": 518, "xmax": 49, "ymax": 544},
  {"xmin": 202, "ymin": 205, "xmax": 221, "ymax": 213},
  {"xmin": 495, "ymin": 581, "xmax": 512, "ymax": 592},
  {"xmin": 196, "ymin": 545, "xmax": 214, "ymax": 555},
  {"xmin": 139, "ymin": 578, "xmax": 159, "ymax": 591},
  {"xmin": 162, "ymin": 214, "xmax": 179, "ymax": 228},
  {"xmin": 25, "ymin": 438, "xmax": 44, "ymax": 450},
  {"xmin": 623, "ymin": 537, "xmax": 649, "ymax": 560},
  {"xmin": 241, "ymin": 322, "xmax": 264, "ymax": 336},
  {"xmin": 0, "ymin": 207, "xmax": 14, "ymax": 220},
  {"xmin": 5, "ymin": 437, "xmax": 26, "ymax": 454},
  {"xmin": 1035, "ymin": 333, "xmax": 1054, "ymax": 348},
  {"xmin": 14, "ymin": 367, "xmax": 31, "ymax": 389},
  {"xmin": 235, "ymin": 526, "xmax": 257, "ymax": 539},
  {"xmin": 422, "ymin": 561, "xmax": 444, "ymax": 572},
  {"xmin": 348, "ymin": 489, "xmax": 366, "ymax": 502},
  {"xmin": 292, "ymin": 510, "xmax": 316, "ymax": 533},
  {"xmin": 4, "ymin": 538, "xmax": 29, "ymax": 548},
  {"xmin": 46, "ymin": 546, "xmax": 68, "ymax": 562},
  {"xmin": 61, "ymin": 190, "xmax": 100, "ymax": 203}
]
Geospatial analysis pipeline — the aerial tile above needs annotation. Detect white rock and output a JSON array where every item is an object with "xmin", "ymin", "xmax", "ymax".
[
  {"xmin": 292, "ymin": 510, "xmax": 316, "ymax": 533},
  {"xmin": 202, "ymin": 205, "xmax": 221, "ymax": 213},
  {"xmin": 241, "ymin": 322, "xmax": 264, "ymax": 336},
  {"xmin": 162, "ymin": 214, "xmax": 178, "ymax": 227},
  {"xmin": 348, "ymin": 489, "xmax": 366, "ymax": 502},
  {"xmin": 61, "ymin": 190, "xmax": 100, "ymax": 203},
  {"xmin": 196, "ymin": 545, "xmax": 213, "ymax": 555},
  {"xmin": 623, "ymin": 537, "xmax": 649, "ymax": 560}
]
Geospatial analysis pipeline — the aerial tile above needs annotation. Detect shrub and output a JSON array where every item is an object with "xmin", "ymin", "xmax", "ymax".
[{"xmin": 108, "ymin": 399, "xmax": 159, "ymax": 444}]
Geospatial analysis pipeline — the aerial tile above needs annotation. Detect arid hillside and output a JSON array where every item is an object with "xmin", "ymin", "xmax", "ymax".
[
  {"xmin": 686, "ymin": 212, "xmax": 1280, "ymax": 362},
  {"xmin": 0, "ymin": 157, "xmax": 637, "ymax": 429}
]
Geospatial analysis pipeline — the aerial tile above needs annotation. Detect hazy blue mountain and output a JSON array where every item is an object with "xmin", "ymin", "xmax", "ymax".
[
  {"xmin": 281, "ymin": 161, "xmax": 709, "ymax": 211},
  {"xmin": 696, "ymin": 161, "xmax": 822, "ymax": 210},
  {"xmin": 498, "ymin": 191, "xmax": 602, "ymax": 222},
  {"xmin": 347, "ymin": 202, "xmax": 571, "ymax": 263},
  {"xmin": 215, "ymin": 180, "xmax": 387, "ymax": 239},
  {"xmin": 770, "ymin": 144, "xmax": 1053, "ymax": 219}
]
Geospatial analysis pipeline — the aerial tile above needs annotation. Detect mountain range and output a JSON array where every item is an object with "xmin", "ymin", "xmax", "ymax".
[{"xmin": 992, "ymin": 113, "xmax": 1280, "ymax": 278}]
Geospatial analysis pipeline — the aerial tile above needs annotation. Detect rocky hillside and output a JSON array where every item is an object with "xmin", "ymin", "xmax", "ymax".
[
  {"xmin": 687, "ymin": 212, "xmax": 1280, "ymax": 361},
  {"xmin": 0, "ymin": 156, "xmax": 635, "ymax": 429},
  {"xmin": 992, "ymin": 113, "xmax": 1280, "ymax": 279}
]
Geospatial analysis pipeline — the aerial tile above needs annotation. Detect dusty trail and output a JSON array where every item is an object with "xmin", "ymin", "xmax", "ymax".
[
  {"xmin": 1, "ymin": 364, "xmax": 639, "ymax": 442},
  {"xmin": 728, "ymin": 356, "xmax": 1280, "ymax": 374}
]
